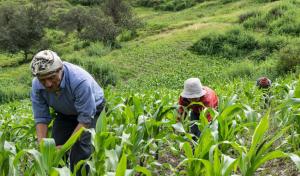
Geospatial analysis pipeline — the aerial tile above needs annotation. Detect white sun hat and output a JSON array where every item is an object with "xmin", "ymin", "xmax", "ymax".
[
  {"xmin": 181, "ymin": 78, "xmax": 207, "ymax": 98},
  {"xmin": 30, "ymin": 50, "xmax": 63, "ymax": 76}
]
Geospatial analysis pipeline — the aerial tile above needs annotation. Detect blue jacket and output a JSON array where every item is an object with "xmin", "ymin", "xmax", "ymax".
[{"xmin": 31, "ymin": 62, "xmax": 104, "ymax": 125}]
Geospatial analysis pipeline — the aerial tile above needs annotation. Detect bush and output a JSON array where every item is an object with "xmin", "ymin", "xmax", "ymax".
[
  {"xmin": 240, "ymin": 2, "xmax": 300, "ymax": 36},
  {"xmin": 68, "ymin": 58, "xmax": 118, "ymax": 87},
  {"xmin": 73, "ymin": 41, "xmax": 90, "ymax": 51},
  {"xmin": 85, "ymin": 62, "xmax": 119, "ymax": 87},
  {"xmin": 78, "ymin": 8, "xmax": 120, "ymax": 47},
  {"xmin": 268, "ymin": 11, "xmax": 300, "ymax": 36},
  {"xmin": 191, "ymin": 28, "xmax": 259, "ymax": 59},
  {"xmin": 191, "ymin": 28, "xmax": 284, "ymax": 60},
  {"xmin": 242, "ymin": 14, "xmax": 267, "ymax": 30},
  {"xmin": 275, "ymin": 43, "xmax": 300, "ymax": 74},
  {"xmin": 85, "ymin": 42, "xmax": 111, "ymax": 57},
  {"xmin": 67, "ymin": 0, "xmax": 102, "ymax": 6},
  {"xmin": 224, "ymin": 60, "xmax": 255, "ymax": 79},
  {"xmin": 239, "ymin": 11, "xmax": 261, "ymax": 23},
  {"xmin": 117, "ymin": 30, "xmax": 137, "ymax": 42},
  {"xmin": 135, "ymin": 0, "xmax": 198, "ymax": 11}
]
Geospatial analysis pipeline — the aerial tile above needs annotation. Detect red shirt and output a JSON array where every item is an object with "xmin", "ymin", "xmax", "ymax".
[{"xmin": 178, "ymin": 86, "xmax": 218, "ymax": 121}]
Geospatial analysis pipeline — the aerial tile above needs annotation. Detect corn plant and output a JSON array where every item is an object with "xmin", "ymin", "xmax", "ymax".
[
  {"xmin": 0, "ymin": 131, "xmax": 17, "ymax": 176},
  {"xmin": 238, "ymin": 111, "xmax": 300, "ymax": 176},
  {"xmin": 13, "ymin": 128, "xmax": 84, "ymax": 175}
]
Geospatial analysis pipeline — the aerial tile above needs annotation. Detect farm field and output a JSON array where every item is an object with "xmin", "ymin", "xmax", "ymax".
[{"xmin": 0, "ymin": 0, "xmax": 299, "ymax": 175}]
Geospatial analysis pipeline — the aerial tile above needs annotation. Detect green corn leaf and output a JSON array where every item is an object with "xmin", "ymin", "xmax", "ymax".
[
  {"xmin": 195, "ymin": 128, "xmax": 214, "ymax": 158},
  {"xmin": 257, "ymin": 125, "xmax": 290, "ymax": 157},
  {"xmin": 50, "ymin": 167, "xmax": 71, "ymax": 176},
  {"xmin": 73, "ymin": 160, "xmax": 87, "ymax": 176},
  {"xmin": 252, "ymin": 150, "xmax": 286, "ymax": 172},
  {"xmin": 213, "ymin": 147, "xmax": 221, "ymax": 176},
  {"xmin": 96, "ymin": 110, "xmax": 107, "ymax": 134},
  {"xmin": 40, "ymin": 138, "xmax": 56, "ymax": 172},
  {"xmin": 222, "ymin": 154, "xmax": 237, "ymax": 176},
  {"xmin": 54, "ymin": 127, "xmax": 84, "ymax": 165},
  {"xmin": 182, "ymin": 142, "xmax": 193, "ymax": 158},
  {"xmin": 116, "ymin": 153, "xmax": 127, "ymax": 176},
  {"xmin": 294, "ymin": 79, "xmax": 300, "ymax": 98},
  {"xmin": 248, "ymin": 110, "xmax": 269, "ymax": 161},
  {"xmin": 218, "ymin": 104, "xmax": 242, "ymax": 121},
  {"xmin": 14, "ymin": 149, "xmax": 46, "ymax": 176},
  {"xmin": 135, "ymin": 166, "xmax": 152, "ymax": 176},
  {"xmin": 133, "ymin": 97, "xmax": 143, "ymax": 118}
]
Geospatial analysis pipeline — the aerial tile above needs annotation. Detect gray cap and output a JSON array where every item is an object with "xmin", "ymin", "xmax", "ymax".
[{"xmin": 30, "ymin": 50, "xmax": 63, "ymax": 76}]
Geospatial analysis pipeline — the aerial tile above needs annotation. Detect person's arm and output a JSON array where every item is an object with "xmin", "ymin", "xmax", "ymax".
[
  {"xmin": 72, "ymin": 123, "xmax": 89, "ymax": 136},
  {"xmin": 31, "ymin": 79, "xmax": 52, "ymax": 143},
  {"xmin": 177, "ymin": 96, "xmax": 185, "ymax": 122},
  {"xmin": 36, "ymin": 123, "xmax": 48, "ymax": 143},
  {"xmin": 74, "ymin": 80, "xmax": 97, "ymax": 128}
]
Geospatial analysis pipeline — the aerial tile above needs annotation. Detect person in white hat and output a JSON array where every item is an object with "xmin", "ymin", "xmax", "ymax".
[
  {"xmin": 30, "ymin": 50, "xmax": 105, "ymax": 175},
  {"xmin": 177, "ymin": 78, "xmax": 218, "ymax": 140}
]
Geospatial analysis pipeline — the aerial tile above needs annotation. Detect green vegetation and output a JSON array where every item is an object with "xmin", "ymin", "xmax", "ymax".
[
  {"xmin": 0, "ymin": 0, "xmax": 300, "ymax": 175},
  {"xmin": 190, "ymin": 28, "xmax": 284, "ymax": 60},
  {"xmin": 134, "ymin": 0, "xmax": 203, "ymax": 11}
]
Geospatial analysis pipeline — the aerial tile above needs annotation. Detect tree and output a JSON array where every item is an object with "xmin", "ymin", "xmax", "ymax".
[
  {"xmin": 67, "ymin": 0, "xmax": 102, "ymax": 6},
  {"xmin": 80, "ymin": 8, "xmax": 120, "ymax": 46},
  {"xmin": 0, "ymin": 2, "xmax": 48, "ymax": 61},
  {"xmin": 102, "ymin": 0, "xmax": 141, "ymax": 30},
  {"xmin": 58, "ymin": 6, "xmax": 89, "ymax": 34}
]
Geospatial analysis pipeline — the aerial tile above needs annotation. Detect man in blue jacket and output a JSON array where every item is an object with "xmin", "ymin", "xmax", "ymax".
[{"xmin": 30, "ymin": 50, "xmax": 105, "ymax": 175}]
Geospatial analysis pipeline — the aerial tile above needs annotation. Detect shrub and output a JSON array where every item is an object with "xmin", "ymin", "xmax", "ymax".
[
  {"xmin": 68, "ymin": 58, "xmax": 118, "ymax": 87},
  {"xmin": 191, "ymin": 28, "xmax": 285, "ymax": 60},
  {"xmin": 239, "ymin": 11, "xmax": 261, "ymax": 23},
  {"xmin": 85, "ymin": 62, "xmax": 119, "ymax": 87},
  {"xmin": 135, "ymin": 0, "xmax": 198, "ymax": 11},
  {"xmin": 275, "ymin": 43, "xmax": 300, "ymax": 74},
  {"xmin": 191, "ymin": 28, "xmax": 259, "ymax": 59},
  {"xmin": 85, "ymin": 42, "xmax": 111, "ymax": 57},
  {"xmin": 117, "ymin": 30, "xmax": 137, "ymax": 42},
  {"xmin": 268, "ymin": 11, "xmax": 300, "ymax": 36},
  {"xmin": 73, "ymin": 41, "xmax": 90, "ymax": 51},
  {"xmin": 224, "ymin": 60, "xmax": 255, "ymax": 79},
  {"xmin": 240, "ymin": 2, "xmax": 299, "ymax": 36},
  {"xmin": 255, "ymin": 0, "xmax": 279, "ymax": 2},
  {"xmin": 242, "ymin": 14, "xmax": 267, "ymax": 30},
  {"xmin": 67, "ymin": 0, "xmax": 102, "ymax": 6}
]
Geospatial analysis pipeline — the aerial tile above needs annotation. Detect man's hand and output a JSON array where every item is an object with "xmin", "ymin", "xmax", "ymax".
[
  {"xmin": 56, "ymin": 145, "xmax": 62, "ymax": 150},
  {"xmin": 176, "ymin": 116, "xmax": 181, "ymax": 123},
  {"xmin": 72, "ymin": 123, "xmax": 88, "ymax": 136},
  {"xmin": 36, "ymin": 123, "xmax": 48, "ymax": 143}
]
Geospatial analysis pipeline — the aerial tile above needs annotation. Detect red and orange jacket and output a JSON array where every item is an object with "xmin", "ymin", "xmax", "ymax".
[{"xmin": 178, "ymin": 86, "xmax": 218, "ymax": 122}]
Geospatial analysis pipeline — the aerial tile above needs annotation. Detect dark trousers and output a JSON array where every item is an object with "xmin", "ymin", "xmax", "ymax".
[
  {"xmin": 190, "ymin": 111, "xmax": 201, "ymax": 141},
  {"xmin": 52, "ymin": 101, "xmax": 105, "ymax": 175}
]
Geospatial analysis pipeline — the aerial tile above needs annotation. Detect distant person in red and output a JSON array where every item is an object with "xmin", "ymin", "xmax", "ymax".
[
  {"xmin": 256, "ymin": 77, "xmax": 272, "ymax": 89},
  {"xmin": 256, "ymin": 77, "xmax": 272, "ymax": 108},
  {"xmin": 177, "ymin": 78, "xmax": 218, "ymax": 140}
]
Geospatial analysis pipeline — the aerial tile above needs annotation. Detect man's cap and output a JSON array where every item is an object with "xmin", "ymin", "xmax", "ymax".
[{"xmin": 30, "ymin": 50, "xmax": 63, "ymax": 76}]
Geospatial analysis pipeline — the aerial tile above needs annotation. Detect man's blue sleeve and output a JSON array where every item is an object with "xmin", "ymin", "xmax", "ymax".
[
  {"xmin": 73, "ymin": 80, "xmax": 96, "ymax": 125},
  {"xmin": 31, "ymin": 88, "xmax": 52, "ymax": 124}
]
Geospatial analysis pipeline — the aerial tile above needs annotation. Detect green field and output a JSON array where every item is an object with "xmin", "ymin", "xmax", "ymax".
[{"xmin": 0, "ymin": 0, "xmax": 300, "ymax": 175}]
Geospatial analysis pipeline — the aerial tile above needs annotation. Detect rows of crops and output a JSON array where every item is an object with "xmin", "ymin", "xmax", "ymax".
[{"xmin": 0, "ymin": 78, "xmax": 299, "ymax": 175}]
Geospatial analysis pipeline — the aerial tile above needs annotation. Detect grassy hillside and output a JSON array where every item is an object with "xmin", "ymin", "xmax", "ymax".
[
  {"xmin": 0, "ymin": 0, "xmax": 300, "ymax": 175},
  {"xmin": 0, "ymin": 0, "xmax": 299, "ymax": 101}
]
